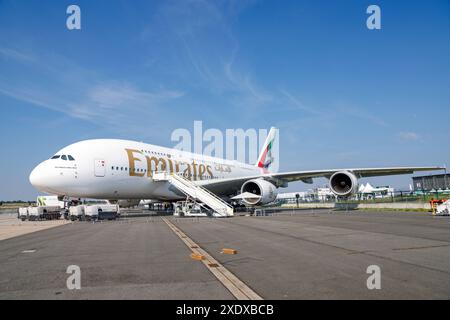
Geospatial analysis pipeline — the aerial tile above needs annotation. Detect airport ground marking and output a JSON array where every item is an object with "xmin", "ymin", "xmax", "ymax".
[
  {"xmin": 221, "ymin": 248, "xmax": 237, "ymax": 255},
  {"xmin": 162, "ymin": 217, "xmax": 262, "ymax": 300},
  {"xmin": 191, "ymin": 253, "xmax": 205, "ymax": 261},
  {"xmin": 21, "ymin": 249, "xmax": 36, "ymax": 253}
]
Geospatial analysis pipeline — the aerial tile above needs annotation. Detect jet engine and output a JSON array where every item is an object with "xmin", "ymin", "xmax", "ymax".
[
  {"xmin": 240, "ymin": 179, "xmax": 277, "ymax": 205},
  {"xmin": 329, "ymin": 171, "xmax": 359, "ymax": 197}
]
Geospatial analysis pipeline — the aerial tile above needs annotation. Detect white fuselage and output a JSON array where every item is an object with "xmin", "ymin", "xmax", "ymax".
[{"xmin": 29, "ymin": 139, "xmax": 262, "ymax": 200}]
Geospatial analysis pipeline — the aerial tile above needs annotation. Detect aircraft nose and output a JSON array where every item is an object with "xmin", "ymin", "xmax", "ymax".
[{"xmin": 29, "ymin": 162, "xmax": 47, "ymax": 190}]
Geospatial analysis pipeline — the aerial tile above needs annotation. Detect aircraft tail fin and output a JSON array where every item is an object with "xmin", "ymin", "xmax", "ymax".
[{"xmin": 255, "ymin": 127, "xmax": 277, "ymax": 171}]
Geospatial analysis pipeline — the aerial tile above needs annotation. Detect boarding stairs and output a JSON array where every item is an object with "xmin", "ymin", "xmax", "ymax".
[{"xmin": 152, "ymin": 172, "xmax": 234, "ymax": 217}]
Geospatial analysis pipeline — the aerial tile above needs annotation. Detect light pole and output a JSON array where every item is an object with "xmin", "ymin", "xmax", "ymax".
[{"xmin": 444, "ymin": 165, "xmax": 448, "ymax": 191}]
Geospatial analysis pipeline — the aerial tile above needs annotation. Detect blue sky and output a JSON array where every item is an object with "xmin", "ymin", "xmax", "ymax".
[{"xmin": 0, "ymin": 0, "xmax": 449, "ymax": 200}]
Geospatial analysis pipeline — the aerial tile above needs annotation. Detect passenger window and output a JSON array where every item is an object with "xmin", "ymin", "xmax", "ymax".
[
  {"xmin": 61, "ymin": 155, "xmax": 67, "ymax": 160},
  {"xmin": 51, "ymin": 155, "xmax": 60, "ymax": 159},
  {"xmin": 111, "ymin": 166, "xmax": 114, "ymax": 170},
  {"xmin": 68, "ymin": 155, "xmax": 75, "ymax": 161},
  {"xmin": 121, "ymin": 167, "xmax": 123, "ymax": 171}
]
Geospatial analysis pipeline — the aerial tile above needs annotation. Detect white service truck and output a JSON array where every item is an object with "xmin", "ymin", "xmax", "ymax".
[
  {"xmin": 69, "ymin": 205, "xmax": 85, "ymax": 221},
  {"xmin": 84, "ymin": 204, "xmax": 119, "ymax": 221},
  {"xmin": 18, "ymin": 195, "xmax": 65, "ymax": 221},
  {"xmin": 18, "ymin": 207, "xmax": 29, "ymax": 221},
  {"xmin": 27, "ymin": 206, "xmax": 61, "ymax": 221},
  {"xmin": 36, "ymin": 195, "xmax": 65, "ymax": 208},
  {"xmin": 436, "ymin": 200, "xmax": 450, "ymax": 215}
]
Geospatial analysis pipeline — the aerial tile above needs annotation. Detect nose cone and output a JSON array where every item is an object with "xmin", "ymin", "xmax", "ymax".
[{"xmin": 29, "ymin": 162, "xmax": 47, "ymax": 191}]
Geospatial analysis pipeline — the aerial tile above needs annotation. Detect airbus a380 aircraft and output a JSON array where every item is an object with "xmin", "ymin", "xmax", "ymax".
[{"xmin": 29, "ymin": 128, "xmax": 443, "ymax": 206}]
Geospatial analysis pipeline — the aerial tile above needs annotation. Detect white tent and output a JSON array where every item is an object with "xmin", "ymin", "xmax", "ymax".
[{"xmin": 359, "ymin": 183, "xmax": 391, "ymax": 194}]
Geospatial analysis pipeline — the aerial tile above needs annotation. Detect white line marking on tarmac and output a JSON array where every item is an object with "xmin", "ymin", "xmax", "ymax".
[
  {"xmin": 162, "ymin": 218, "xmax": 262, "ymax": 300},
  {"xmin": 21, "ymin": 249, "xmax": 36, "ymax": 253}
]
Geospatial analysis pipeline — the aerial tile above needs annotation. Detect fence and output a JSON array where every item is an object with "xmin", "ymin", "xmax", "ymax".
[{"xmin": 277, "ymin": 190, "xmax": 450, "ymax": 206}]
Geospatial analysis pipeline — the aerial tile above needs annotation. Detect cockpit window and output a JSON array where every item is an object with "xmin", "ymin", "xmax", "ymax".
[
  {"xmin": 51, "ymin": 155, "xmax": 60, "ymax": 159},
  {"xmin": 61, "ymin": 155, "xmax": 67, "ymax": 160},
  {"xmin": 68, "ymin": 155, "xmax": 75, "ymax": 161}
]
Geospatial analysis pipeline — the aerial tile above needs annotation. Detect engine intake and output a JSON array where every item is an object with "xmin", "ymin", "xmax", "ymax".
[
  {"xmin": 329, "ymin": 171, "xmax": 358, "ymax": 197},
  {"xmin": 240, "ymin": 179, "xmax": 277, "ymax": 205}
]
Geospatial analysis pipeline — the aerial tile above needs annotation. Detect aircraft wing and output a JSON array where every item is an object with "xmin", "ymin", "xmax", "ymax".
[
  {"xmin": 197, "ymin": 166, "xmax": 444, "ymax": 195},
  {"xmin": 265, "ymin": 166, "xmax": 445, "ymax": 181}
]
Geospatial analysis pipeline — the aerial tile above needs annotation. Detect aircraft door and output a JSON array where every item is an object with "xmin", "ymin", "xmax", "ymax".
[{"xmin": 94, "ymin": 159, "xmax": 106, "ymax": 177}]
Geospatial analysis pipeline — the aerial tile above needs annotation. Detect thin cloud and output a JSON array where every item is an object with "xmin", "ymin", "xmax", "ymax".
[
  {"xmin": 398, "ymin": 131, "xmax": 420, "ymax": 141},
  {"xmin": 142, "ymin": 0, "xmax": 272, "ymax": 110},
  {"xmin": 224, "ymin": 58, "xmax": 273, "ymax": 106},
  {"xmin": 69, "ymin": 82, "xmax": 184, "ymax": 127},
  {"xmin": 336, "ymin": 104, "xmax": 389, "ymax": 127},
  {"xmin": 279, "ymin": 89, "xmax": 325, "ymax": 116},
  {"xmin": 0, "ymin": 47, "xmax": 35, "ymax": 62},
  {"xmin": 0, "ymin": 48, "xmax": 184, "ymax": 136}
]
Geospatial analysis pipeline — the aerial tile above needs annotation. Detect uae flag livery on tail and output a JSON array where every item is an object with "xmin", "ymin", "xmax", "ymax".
[{"xmin": 256, "ymin": 127, "xmax": 277, "ymax": 172}]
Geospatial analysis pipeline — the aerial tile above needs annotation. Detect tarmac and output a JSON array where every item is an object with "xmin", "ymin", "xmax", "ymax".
[
  {"xmin": 0, "ymin": 212, "xmax": 69, "ymax": 241},
  {"xmin": 0, "ymin": 209, "xmax": 449, "ymax": 299}
]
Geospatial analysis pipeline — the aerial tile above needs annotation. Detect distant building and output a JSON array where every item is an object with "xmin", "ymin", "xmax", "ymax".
[
  {"xmin": 313, "ymin": 187, "xmax": 336, "ymax": 202},
  {"xmin": 276, "ymin": 192, "xmax": 308, "ymax": 201},
  {"xmin": 412, "ymin": 173, "xmax": 450, "ymax": 191},
  {"xmin": 277, "ymin": 184, "xmax": 397, "ymax": 204}
]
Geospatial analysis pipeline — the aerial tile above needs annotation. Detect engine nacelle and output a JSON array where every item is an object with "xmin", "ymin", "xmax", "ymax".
[
  {"xmin": 329, "ymin": 171, "xmax": 359, "ymax": 197},
  {"xmin": 240, "ymin": 179, "xmax": 277, "ymax": 205}
]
